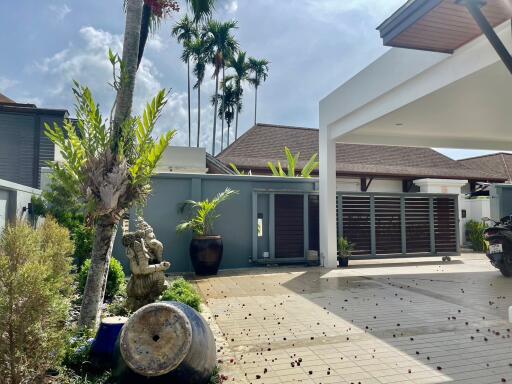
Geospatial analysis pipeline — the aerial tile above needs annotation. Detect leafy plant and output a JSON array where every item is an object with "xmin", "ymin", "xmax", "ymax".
[
  {"xmin": 176, "ymin": 188, "xmax": 239, "ymax": 236},
  {"xmin": 161, "ymin": 277, "xmax": 202, "ymax": 312},
  {"xmin": 62, "ymin": 328, "xmax": 96, "ymax": 373},
  {"xmin": 247, "ymin": 57, "xmax": 270, "ymax": 125},
  {"xmin": 267, "ymin": 147, "xmax": 319, "ymax": 178},
  {"xmin": 465, "ymin": 220, "xmax": 488, "ymax": 252},
  {"xmin": 79, "ymin": 258, "xmax": 126, "ymax": 301},
  {"xmin": 55, "ymin": 367, "xmax": 113, "ymax": 384},
  {"xmin": 0, "ymin": 219, "xmax": 74, "ymax": 384},
  {"xmin": 337, "ymin": 237, "xmax": 354, "ymax": 259},
  {"xmin": 229, "ymin": 163, "xmax": 251, "ymax": 175}
]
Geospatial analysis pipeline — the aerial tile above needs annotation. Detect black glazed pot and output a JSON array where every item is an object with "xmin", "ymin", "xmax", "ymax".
[{"xmin": 190, "ymin": 236, "xmax": 223, "ymax": 275}]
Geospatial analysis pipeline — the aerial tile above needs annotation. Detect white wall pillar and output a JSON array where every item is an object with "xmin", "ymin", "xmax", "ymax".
[{"xmin": 319, "ymin": 125, "xmax": 338, "ymax": 268}]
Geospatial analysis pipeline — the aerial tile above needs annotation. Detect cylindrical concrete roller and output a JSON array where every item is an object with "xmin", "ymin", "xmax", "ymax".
[{"xmin": 112, "ymin": 301, "xmax": 216, "ymax": 384}]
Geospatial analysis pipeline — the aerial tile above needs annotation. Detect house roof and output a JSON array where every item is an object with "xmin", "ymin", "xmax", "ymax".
[
  {"xmin": 377, "ymin": 0, "xmax": 512, "ymax": 54},
  {"xmin": 216, "ymin": 123, "xmax": 505, "ymax": 181},
  {"xmin": 459, "ymin": 152, "xmax": 512, "ymax": 182},
  {"xmin": 0, "ymin": 92, "xmax": 15, "ymax": 104}
]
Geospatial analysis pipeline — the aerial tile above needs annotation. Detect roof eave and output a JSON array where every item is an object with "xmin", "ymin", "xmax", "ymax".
[{"xmin": 377, "ymin": 0, "xmax": 444, "ymax": 48}]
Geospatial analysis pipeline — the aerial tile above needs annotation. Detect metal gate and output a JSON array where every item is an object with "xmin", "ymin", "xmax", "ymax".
[{"xmin": 337, "ymin": 192, "xmax": 459, "ymax": 259}]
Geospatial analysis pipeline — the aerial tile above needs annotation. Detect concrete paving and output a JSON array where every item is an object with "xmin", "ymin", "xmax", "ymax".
[{"xmin": 196, "ymin": 254, "xmax": 512, "ymax": 384}]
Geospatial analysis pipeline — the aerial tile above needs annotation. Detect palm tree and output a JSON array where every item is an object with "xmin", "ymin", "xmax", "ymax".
[
  {"xmin": 248, "ymin": 57, "xmax": 270, "ymax": 126},
  {"xmin": 212, "ymin": 83, "xmax": 237, "ymax": 148},
  {"xmin": 203, "ymin": 19, "xmax": 238, "ymax": 155},
  {"xmin": 184, "ymin": 37, "xmax": 208, "ymax": 147},
  {"xmin": 172, "ymin": 15, "xmax": 197, "ymax": 147},
  {"xmin": 59, "ymin": 0, "xmax": 176, "ymax": 328},
  {"xmin": 226, "ymin": 51, "xmax": 249, "ymax": 142},
  {"xmin": 185, "ymin": 0, "xmax": 215, "ymax": 23}
]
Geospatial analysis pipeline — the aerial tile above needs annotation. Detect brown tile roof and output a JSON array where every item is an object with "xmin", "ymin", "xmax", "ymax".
[
  {"xmin": 217, "ymin": 123, "xmax": 505, "ymax": 181},
  {"xmin": 0, "ymin": 92, "xmax": 15, "ymax": 104},
  {"xmin": 459, "ymin": 153, "xmax": 512, "ymax": 182}
]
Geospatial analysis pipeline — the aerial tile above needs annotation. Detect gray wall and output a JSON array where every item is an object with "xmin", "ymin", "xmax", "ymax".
[
  {"xmin": 113, "ymin": 173, "xmax": 317, "ymax": 273},
  {"xmin": 0, "ymin": 178, "xmax": 41, "ymax": 232},
  {"xmin": 0, "ymin": 109, "xmax": 65, "ymax": 188}
]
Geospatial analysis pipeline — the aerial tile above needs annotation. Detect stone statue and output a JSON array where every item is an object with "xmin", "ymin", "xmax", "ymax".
[{"xmin": 122, "ymin": 217, "xmax": 170, "ymax": 311}]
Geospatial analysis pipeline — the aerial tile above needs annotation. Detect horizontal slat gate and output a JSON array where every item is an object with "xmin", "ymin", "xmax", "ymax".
[
  {"xmin": 434, "ymin": 197, "xmax": 457, "ymax": 252},
  {"xmin": 341, "ymin": 196, "xmax": 371, "ymax": 256},
  {"xmin": 338, "ymin": 193, "xmax": 459, "ymax": 259}
]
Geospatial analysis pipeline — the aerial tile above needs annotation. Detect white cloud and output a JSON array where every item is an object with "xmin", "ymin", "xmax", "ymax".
[
  {"xmin": 0, "ymin": 77, "xmax": 18, "ymax": 92},
  {"xmin": 48, "ymin": 3, "xmax": 71, "ymax": 20},
  {"xmin": 31, "ymin": 25, "xmax": 221, "ymax": 148},
  {"xmin": 223, "ymin": 0, "xmax": 238, "ymax": 14}
]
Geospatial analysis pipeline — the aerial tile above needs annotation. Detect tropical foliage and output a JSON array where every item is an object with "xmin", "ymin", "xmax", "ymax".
[
  {"xmin": 225, "ymin": 50, "xmax": 248, "ymax": 142},
  {"xmin": 337, "ymin": 237, "xmax": 354, "ymax": 258},
  {"xmin": 229, "ymin": 163, "xmax": 251, "ymax": 175},
  {"xmin": 267, "ymin": 147, "xmax": 319, "ymax": 178},
  {"xmin": 177, "ymin": 187, "xmax": 238, "ymax": 236},
  {"xmin": 465, "ymin": 220, "xmax": 488, "ymax": 252},
  {"xmin": 0, "ymin": 219, "xmax": 74, "ymax": 384},
  {"xmin": 78, "ymin": 258, "xmax": 126, "ymax": 301}
]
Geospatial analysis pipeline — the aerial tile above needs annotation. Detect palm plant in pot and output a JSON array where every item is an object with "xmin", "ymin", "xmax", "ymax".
[
  {"xmin": 337, "ymin": 237, "xmax": 354, "ymax": 267},
  {"xmin": 177, "ymin": 188, "xmax": 238, "ymax": 275}
]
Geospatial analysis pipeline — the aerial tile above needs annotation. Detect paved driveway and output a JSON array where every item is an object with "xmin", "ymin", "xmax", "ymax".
[{"xmin": 196, "ymin": 254, "xmax": 512, "ymax": 384}]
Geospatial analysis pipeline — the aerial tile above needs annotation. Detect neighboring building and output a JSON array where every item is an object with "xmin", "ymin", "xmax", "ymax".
[
  {"xmin": 0, "ymin": 94, "xmax": 67, "ymax": 188},
  {"xmin": 216, "ymin": 123, "xmax": 505, "ymax": 191},
  {"xmin": 459, "ymin": 152, "xmax": 512, "ymax": 183}
]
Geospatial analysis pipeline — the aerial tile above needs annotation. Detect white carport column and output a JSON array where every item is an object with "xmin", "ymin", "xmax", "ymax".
[{"xmin": 319, "ymin": 124, "xmax": 338, "ymax": 268}]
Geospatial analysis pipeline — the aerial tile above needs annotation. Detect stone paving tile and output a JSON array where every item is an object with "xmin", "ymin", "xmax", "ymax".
[{"xmin": 196, "ymin": 254, "xmax": 512, "ymax": 383}]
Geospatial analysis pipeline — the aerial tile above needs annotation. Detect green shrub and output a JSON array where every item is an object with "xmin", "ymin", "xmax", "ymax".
[
  {"xmin": 161, "ymin": 277, "xmax": 202, "ymax": 312},
  {"xmin": 465, "ymin": 220, "xmax": 488, "ymax": 252},
  {"xmin": 337, "ymin": 237, "xmax": 354, "ymax": 258},
  {"xmin": 79, "ymin": 258, "xmax": 125, "ymax": 300},
  {"xmin": 55, "ymin": 368, "xmax": 113, "ymax": 384},
  {"xmin": 62, "ymin": 328, "xmax": 96, "ymax": 373},
  {"xmin": 0, "ymin": 220, "xmax": 74, "ymax": 383}
]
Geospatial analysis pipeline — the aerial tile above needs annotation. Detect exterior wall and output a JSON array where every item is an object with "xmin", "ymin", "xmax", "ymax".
[
  {"xmin": 0, "ymin": 178, "xmax": 41, "ymax": 232},
  {"xmin": 112, "ymin": 174, "xmax": 317, "ymax": 273},
  {"xmin": 336, "ymin": 177, "xmax": 403, "ymax": 193},
  {"xmin": 460, "ymin": 198, "xmax": 490, "ymax": 244},
  {"xmin": 0, "ymin": 109, "xmax": 65, "ymax": 188}
]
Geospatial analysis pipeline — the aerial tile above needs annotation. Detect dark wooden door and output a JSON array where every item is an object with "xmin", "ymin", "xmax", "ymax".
[{"xmin": 275, "ymin": 194, "xmax": 304, "ymax": 259}]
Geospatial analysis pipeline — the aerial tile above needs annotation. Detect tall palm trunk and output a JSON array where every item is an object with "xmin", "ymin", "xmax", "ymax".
[
  {"xmin": 79, "ymin": 0, "xmax": 142, "ymax": 329},
  {"xmin": 197, "ymin": 83, "xmax": 201, "ymax": 147},
  {"xmin": 254, "ymin": 85, "xmax": 258, "ymax": 126},
  {"xmin": 79, "ymin": 216, "xmax": 120, "ymax": 328},
  {"xmin": 187, "ymin": 58, "xmax": 191, "ymax": 147},
  {"xmin": 235, "ymin": 107, "xmax": 239, "ymax": 141},
  {"xmin": 221, "ymin": 67, "xmax": 225, "ymax": 151},
  {"xmin": 212, "ymin": 72, "xmax": 219, "ymax": 155}
]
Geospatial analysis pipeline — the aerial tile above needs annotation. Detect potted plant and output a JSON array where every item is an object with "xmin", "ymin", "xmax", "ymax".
[
  {"xmin": 177, "ymin": 188, "xmax": 238, "ymax": 275},
  {"xmin": 337, "ymin": 237, "xmax": 354, "ymax": 267}
]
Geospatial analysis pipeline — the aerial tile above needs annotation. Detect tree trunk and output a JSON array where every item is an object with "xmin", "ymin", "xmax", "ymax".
[
  {"xmin": 235, "ymin": 107, "xmax": 239, "ymax": 142},
  {"xmin": 254, "ymin": 85, "xmax": 258, "ymax": 126},
  {"xmin": 137, "ymin": 3, "xmax": 152, "ymax": 69},
  {"xmin": 221, "ymin": 67, "xmax": 225, "ymax": 152},
  {"xmin": 197, "ymin": 83, "xmax": 201, "ymax": 147},
  {"xmin": 112, "ymin": 0, "xmax": 143, "ymax": 155},
  {"xmin": 79, "ymin": 0, "xmax": 142, "ymax": 328},
  {"xmin": 187, "ymin": 58, "xmax": 191, "ymax": 147},
  {"xmin": 79, "ymin": 216, "xmax": 120, "ymax": 329},
  {"xmin": 212, "ymin": 73, "xmax": 219, "ymax": 155}
]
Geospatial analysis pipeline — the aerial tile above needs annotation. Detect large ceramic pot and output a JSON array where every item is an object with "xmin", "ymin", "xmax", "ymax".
[
  {"xmin": 190, "ymin": 236, "xmax": 223, "ymax": 275},
  {"xmin": 112, "ymin": 301, "xmax": 216, "ymax": 384}
]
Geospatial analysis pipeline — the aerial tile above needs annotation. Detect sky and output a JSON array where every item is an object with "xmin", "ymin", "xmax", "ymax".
[{"xmin": 0, "ymin": 0, "xmax": 497, "ymax": 159}]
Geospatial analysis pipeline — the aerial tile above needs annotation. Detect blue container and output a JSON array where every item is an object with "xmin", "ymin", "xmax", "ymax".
[{"xmin": 90, "ymin": 316, "xmax": 128, "ymax": 367}]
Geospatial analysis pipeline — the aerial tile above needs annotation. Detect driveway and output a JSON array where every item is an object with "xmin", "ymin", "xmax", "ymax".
[{"xmin": 196, "ymin": 254, "xmax": 512, "ymax": 384}]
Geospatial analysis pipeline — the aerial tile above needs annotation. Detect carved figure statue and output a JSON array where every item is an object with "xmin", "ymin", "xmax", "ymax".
[{"xmin": 122, "ymin": 217, "xmax": 170, "ymax": 311}]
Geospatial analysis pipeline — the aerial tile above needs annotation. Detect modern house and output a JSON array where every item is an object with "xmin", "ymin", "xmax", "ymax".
[
  {"xmin": 0, "ymin": 93, "xmax": 67, "ymax": 188},
  {"xmin": 318, "ymin": 0, "xmax": 512, "ymax": 268}
]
